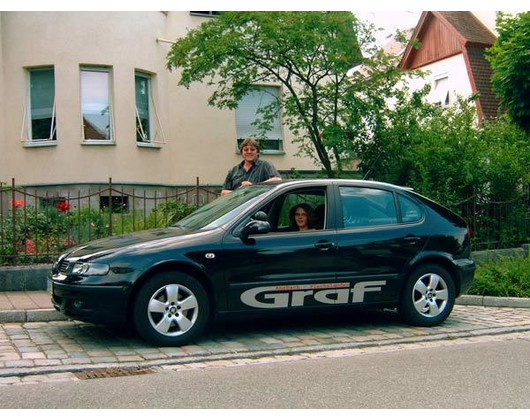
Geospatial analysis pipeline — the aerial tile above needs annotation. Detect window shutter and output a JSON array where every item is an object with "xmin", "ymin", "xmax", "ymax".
[{"xmin": 236, "ymin": 86, "xmax": 282, "ymax": 143}]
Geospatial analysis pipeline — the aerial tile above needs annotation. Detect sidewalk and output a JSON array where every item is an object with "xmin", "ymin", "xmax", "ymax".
[
  {"xmin": 0, "ymin": 291, "xmax": 67, "ymax": 322},
  {"xmin": 0, "ymin": 291, "xmax": 52, "ymax": 311}
]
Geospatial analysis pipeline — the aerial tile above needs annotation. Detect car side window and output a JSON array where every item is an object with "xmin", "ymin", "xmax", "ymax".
[
  {"xmin": 339, "ymin": 187, "xmax": 397, "ymax": 228},
  {"xmin": 263, "ymin": 188, "xmax": 327, "ymax": 232},
  {"xmin": 398, "ymin": 194, "xmax": 423, "ymax": 223}
]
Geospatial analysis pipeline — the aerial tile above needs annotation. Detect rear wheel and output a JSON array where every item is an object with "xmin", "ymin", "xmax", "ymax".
[
  {"xmin": 399, "ymin": 264, "xmax": 455, "ymax": 327},
  {"xmin": 133, "ymin": 271, "xmax": 209, "ymax": 346}
]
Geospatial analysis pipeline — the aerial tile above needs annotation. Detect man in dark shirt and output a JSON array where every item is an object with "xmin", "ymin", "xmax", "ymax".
[{"xmin": 221, "ymin": 138, "xmax": 282, "ymax": 195}]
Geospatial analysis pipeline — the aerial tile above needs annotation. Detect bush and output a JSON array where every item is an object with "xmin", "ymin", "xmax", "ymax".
[
  {"xmin": 469, "ymin": 255, "xmax": 530, "ymax": 297},
  {"xmin": 487, "ymin": 12, "xmax": 530, "ymax": 133},
  {"xmin": 146, "ymin": 201, "xmax": 197, "ymax": 229},
  {"xmin": 0, "ymin": 198, "xmax": 198, "ymax": 265},
  {"xmin": 360, "ymin": 92, "xmax": 530, "ymax": 204}
]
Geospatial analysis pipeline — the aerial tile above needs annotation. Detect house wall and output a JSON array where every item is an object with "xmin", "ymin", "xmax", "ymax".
[
  {"xmin": 0, "ymin": 11, "xmax": 317, "ymax": 189},
  {"xmin": 0, "ymin": 13, "xmax": 6, "ymax": 180},
  {"xmin": 406, "ymin": 53, "xmax": 474, "ymax": 106}
]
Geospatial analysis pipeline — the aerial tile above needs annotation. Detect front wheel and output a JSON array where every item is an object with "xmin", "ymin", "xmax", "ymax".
[
  {"xmin": 133, "ymin": 272, "xmax": 210, "ymax": 346},
  {"xmin": 399, "ymin": 264, "xmax": 455, "ymax": 327}
]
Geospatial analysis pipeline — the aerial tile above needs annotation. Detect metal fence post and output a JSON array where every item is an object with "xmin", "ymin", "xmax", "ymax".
[
  {"xmin": 196, "ymin": 177, "xmax": 200, "ymax": 207},
  {"xmin": 108, "ymin": 177, "xmax": 113, "ymax": 236},
  {"xmin": 11, "ymin": 178, "xmax": 17, "ymax": 265}
]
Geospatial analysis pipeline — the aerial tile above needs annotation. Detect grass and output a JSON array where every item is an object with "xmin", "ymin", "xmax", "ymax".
[{"xmin": 468, "ymin": 255, "xmax": 530, "ymax": 298}]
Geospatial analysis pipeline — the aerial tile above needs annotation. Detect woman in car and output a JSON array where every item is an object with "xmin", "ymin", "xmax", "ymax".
[{"xmin": 289, "ymin": 203, "xmax": 318, "ymax": 231}]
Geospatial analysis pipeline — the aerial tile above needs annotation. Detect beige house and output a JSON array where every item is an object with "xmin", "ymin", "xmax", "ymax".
[{"xmin": 0, "ymin": 11, "xmax": 318, "ymax": 197}]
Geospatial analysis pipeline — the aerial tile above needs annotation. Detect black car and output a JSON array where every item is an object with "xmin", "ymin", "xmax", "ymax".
[{"xmin": 51, "ymin": 180, "xmax": 475, "ymax": 346}]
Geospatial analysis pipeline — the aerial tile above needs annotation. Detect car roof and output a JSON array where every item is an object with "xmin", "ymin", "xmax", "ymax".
[{"xmin": 268, "ymin": 178, "xmax": 412, "ymax": 192}]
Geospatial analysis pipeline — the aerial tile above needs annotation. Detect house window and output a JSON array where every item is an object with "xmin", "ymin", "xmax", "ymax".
[
  {"xmin": 81, "ymin": 67, "xmax": 113, "ymax": 142},
  {"xmin": 135, "ymin": 72, "xmax": 151, "ymax": 143},
  {"xmin": 236, "ymin": 86, "xmax": 283, "ymax": 152},
  {"xmin": 28, "ymin": 67, "xmax": 57, "ymax": 141},
  {"xmin": 432, "ymin": 75, "xmax": 450, "ymax": 106},
  {"xmin": 190, "ymin": 11, "xmax": 220, "ymax": 17}
]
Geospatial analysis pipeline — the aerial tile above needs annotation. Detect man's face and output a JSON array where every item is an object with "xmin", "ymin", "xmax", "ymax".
[{"xmin": 241, "ymin": 145, "xmax": 258, "ymax": 163}]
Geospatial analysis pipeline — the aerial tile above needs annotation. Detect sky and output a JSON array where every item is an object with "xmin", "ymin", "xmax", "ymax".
[{"xmin": 354, "ymin": 11, "xmax": 422, "ymax": 46}]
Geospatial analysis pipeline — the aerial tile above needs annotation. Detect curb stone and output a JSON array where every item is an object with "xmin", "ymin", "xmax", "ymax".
[
  {"xmin": 0, "ymin": 309, "xmax": 67, "ymax": 323},
  {"xmin": 456, "ymin": 295, "xmax": 530, "ymax": 308}
]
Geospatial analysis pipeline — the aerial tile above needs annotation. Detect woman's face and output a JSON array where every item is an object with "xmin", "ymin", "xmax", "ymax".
[{"xmin": 294, "ymin": 207, "xmax": 309, "ymax": 230}]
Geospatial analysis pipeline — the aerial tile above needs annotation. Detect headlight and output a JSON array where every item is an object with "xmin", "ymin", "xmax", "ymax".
[
  {"xmin": 72, "ymin": 262, "xmax": 110, "ymax": 276},
  {"xmin": 51, "ymin": 260, "xmax": 59, "ymax": 273}
]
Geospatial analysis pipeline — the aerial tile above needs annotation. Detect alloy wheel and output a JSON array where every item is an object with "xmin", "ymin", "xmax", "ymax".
[
  {"xmin": 412, "ymin": 273, "xmax": 449, "ymax": 318},
  {"xmin": 147, "ymin": 284, "xmax": 199, "ymax": 337}
]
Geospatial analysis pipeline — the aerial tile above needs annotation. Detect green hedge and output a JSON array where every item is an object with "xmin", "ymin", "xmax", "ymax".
[{"xmin": 469, "ymin": 255, "xmax": 530, "ymax": 298}]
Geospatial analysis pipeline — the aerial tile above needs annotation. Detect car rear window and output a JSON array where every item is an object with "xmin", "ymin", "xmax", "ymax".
[
  {"xmin": 339, "ymin": 187, "xmax": 398, "ymax": 228},
  {"xmin": 398, "ymin": 194, "xmax": 423, "ymax": 223}
]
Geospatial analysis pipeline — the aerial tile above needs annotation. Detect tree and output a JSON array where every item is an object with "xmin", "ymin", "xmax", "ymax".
[
  {"xmin": 487, "ymin": 12, "xmax": 530, "ymax": 133},
  {"xmin": 167, "ymin": 11, "xmax": 410, "ymax": 177}
]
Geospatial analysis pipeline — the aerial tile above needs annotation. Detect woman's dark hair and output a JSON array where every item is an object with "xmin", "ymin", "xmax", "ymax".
[{"xmin": 289, "ymin": 203, "xmax": 317, "ymax": 230}]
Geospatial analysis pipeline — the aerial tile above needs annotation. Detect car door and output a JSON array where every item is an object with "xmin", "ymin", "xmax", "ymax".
[
  {"xmin": 334, "ymin": 185, "xmax": 429, "ymax": 305},
  {"xmin": 221, "ymin": 186, "xmax": 341, "ymax": 312}
]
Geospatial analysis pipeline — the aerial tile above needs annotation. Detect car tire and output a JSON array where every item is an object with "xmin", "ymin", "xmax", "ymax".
[
  {"xmin": 398, "ymin": 264, "xmax": 455, "ymax": 327},
  {"xmin": 133, "ymin": 271, "xmax": 210, "ymax": 346}
]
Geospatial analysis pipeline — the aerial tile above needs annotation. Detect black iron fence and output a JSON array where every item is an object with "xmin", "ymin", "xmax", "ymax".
[
  {"xmin": 446, "ymin": 186, "xmax": 530, "ymax": 251},
  {"xmin": 1, "ymin": 178, "xmax": 529, "ymax": 265},
  {"xmin": 0, "ymin": 178, "xmax": 220, "ymax": 265}
]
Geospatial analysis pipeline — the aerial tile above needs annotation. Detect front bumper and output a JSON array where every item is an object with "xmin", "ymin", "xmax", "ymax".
[{"xmin": 51, "ymin": 280, "xmax": 129, "ymax": 325}]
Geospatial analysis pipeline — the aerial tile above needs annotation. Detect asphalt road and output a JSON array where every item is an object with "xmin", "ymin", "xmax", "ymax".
[{"xmin": 1, "ymin": 334, "xmax": 529, "ymax": 409}]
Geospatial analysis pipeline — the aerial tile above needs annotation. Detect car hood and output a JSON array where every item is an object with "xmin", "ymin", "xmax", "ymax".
[{"xmin": 63, "ymin": 227, "xmax": 203, "ymax": 261}]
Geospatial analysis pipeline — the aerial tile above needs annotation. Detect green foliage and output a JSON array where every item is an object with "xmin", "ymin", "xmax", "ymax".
[
  {"xmin": 487, "ymin": 12, "xmax": 530, "ymax": 132},
  {"xmin": 480, "ymin": 115, "xmax": 530, "ymax": 198},
  {"xmin": 357, "ymin": 92, "xmax": 530, "ymax": 205},
  {"xmin": 167, "ymin": 11, "xmax": 413, "ymax": 177},
  {"xmin": 0, "ymin": 200, "xmax": 197, "ymax": 265},
  {"xmin": 358, "ymin": 95, "xmax": 481, "ymax": 203},
  {"xmin": 469, "ymin": 255, "xmax": 530, "ymax": 297},
  {"xmin": 146, "ymin": 201, "xmax": 197, "ymax": 229}
]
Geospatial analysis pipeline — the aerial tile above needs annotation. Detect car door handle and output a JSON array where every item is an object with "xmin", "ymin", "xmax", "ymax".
[
  {"xmin": 404, "ymin": 235, "xmax": 421, "ymax": 244},
  {"xmin": 315, "ymin": 240, "xmax": 335, "ymax": 250}
]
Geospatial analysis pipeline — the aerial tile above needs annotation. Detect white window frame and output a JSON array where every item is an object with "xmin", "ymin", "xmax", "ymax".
[
  {"xmin": 431, "ymin": 73, "xmax": 450, "ymax": 107},
  {"xmin": 189, "ymin": 11, "xmax": 220, "ymax": 17},
  {"xmin": 134, "ymin": 71, "xmax": 166, "ymax": 148},
  {"xmin": 80, "ymin": 66, "xmax": 115, "ymax": 145},
  {"xmin": 135, "ymin": 71, "xmax": 153, "ymax": 144},
  {"xmin": 23, "ymin": 67, "xmax": 57, "ymax": 147}
]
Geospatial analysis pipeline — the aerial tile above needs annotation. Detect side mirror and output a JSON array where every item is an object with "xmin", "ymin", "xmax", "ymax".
[
  {"xmin": 253, "ymin": 211, "xmax": 269, "ymax": 222},
  {"xmin": 241, "ymin": 211, "xmax": 271, "ymax": 239}
]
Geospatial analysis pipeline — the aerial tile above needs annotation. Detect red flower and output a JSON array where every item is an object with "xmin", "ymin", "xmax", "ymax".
[
  {"xmin": 24, "ymin": 238, "xmax": 37, "ymax": 254},
  {"xmin": 56, "ymin": 201, "xmax": 71, "ymax": 212},
  {"xmin": 62, "ymin": 238, "xmax": 77, "ymax": 247},
  {"xmin": 9, "ymin": 198, "xmax": 25, "ymax": 209}
]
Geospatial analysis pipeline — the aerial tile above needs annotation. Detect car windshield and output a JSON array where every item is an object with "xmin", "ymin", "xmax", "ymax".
[{"xmin": 175, "ymin": 185, "xmax": 275, "ymax": 230}]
